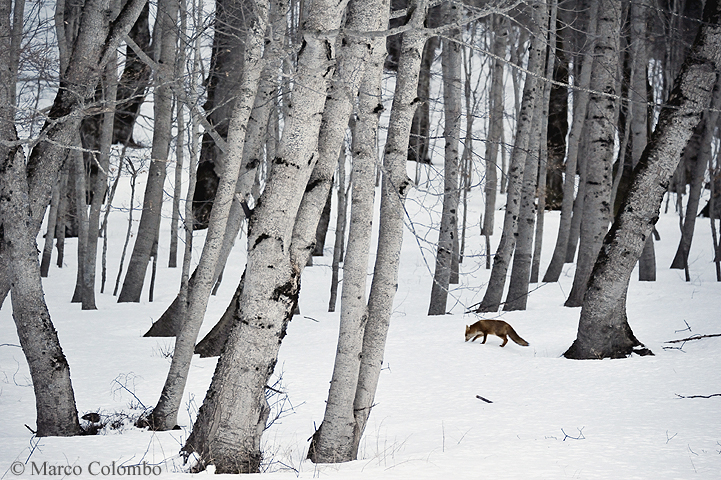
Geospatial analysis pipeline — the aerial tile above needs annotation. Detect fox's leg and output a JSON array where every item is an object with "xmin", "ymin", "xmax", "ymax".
[
  {"xmin": 471, "ymin": 334, "xmax": 482, "ymax": 342},
  {"xmin": 481, "ymin": 333, "xmax": 487, "ymax": 344},
  {"xmin": 499, "ymin": 335, "xmax": 508, "ymax": 347}
]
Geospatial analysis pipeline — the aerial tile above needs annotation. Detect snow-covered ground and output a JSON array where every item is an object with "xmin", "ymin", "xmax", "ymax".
[{"xmin": 2, "ymin": 159, "xmax": 720, "ymax": 480}]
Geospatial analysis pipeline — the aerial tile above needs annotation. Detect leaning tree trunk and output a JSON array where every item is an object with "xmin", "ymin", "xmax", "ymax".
[
  {"xmin": 0, "ymin": 1, "xmax": 81, "ymax": 436},
  {"xmin": 475, "ymin": 0, "xmax": 546, "ymax": 313},
  {"xmin": 308, "ymin": 0, "xmax": 388, "ymax": 461},
  {"xmin": 1, "ymin": 148, "xmax": 83, "ymax": 437},
  {"xmin": 565, "ymin": 0, "xmax": 721, "ymax": 359},
  {"xmin": 351, "ymin": 0, "xmax": 428, "ymax": 455},
  {"xmin": 142, "ymin": 0, "xmax": 269, "ymax": 431},
  {"xmin": 565, "ymin": 0, "xmax": 622, "ymax": 308},
  {"xmin": 428, "ymin": 0, "xmax": 462, "ymax": 316},
  {"xmin": 181, "ymin": 0, "xmax": 351, "ymax": 472},
  {"xmin": 117, "ymin": 0, "xmax": 179, "ymax": 303},
  {"xmin": 670, "ymin": 76, "xmax": 721, "ymax": 271}
]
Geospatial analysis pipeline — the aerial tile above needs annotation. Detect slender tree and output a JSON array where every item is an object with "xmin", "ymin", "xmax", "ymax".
[
  {"xmin": 565, "ymin": 0, "xmax": 622, "ymax": 308},
  {"xmin": 475, "ymin": 0, "xmax": 546, "ymax": 313},
  {"xmin": 428, "ymin": 0, "xmax": 463, "ymax": 315},
  {"xmin": 182, "ymin": 0, "xmax": 352, "ymax": 471}
]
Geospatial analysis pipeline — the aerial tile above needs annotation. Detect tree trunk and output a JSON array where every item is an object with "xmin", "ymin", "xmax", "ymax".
[
  {"xmin": 0, "ymin": 0, "xmax": 81, "ymax": 436},
  {"xmin": 117, "ymin": 0, "xmax": 178, "ymax": 303},
  {"xmin": 630, "ymin": 0, "xmax": 656, "ymax": 282},
  {"xmin": 670, "ymin": 77, "xmax": 721, "ymax": 271},
  {"xmin": 543, "ymin": 0, "xmax": 598, "ymax": 282},
  {"xmin": 40, "ymin": 181, "xmax": 61, "ymax": 277},
  {"xmin": 408, "ymin": 34, "xmax": 439, "ymax": 164},
  {"xmin": 182, "ymin": 0, "xmax": 351, "ymax": 471},
  {"xmin": 565, "ymin": 0, "xmax": 721, "ymax": 359},
  {"xmin": 329, "ymin": 146, "xmax": 348, "ymax": 312},
  {"xmin": 351, "ymin": 0, "xmax": 427, "ymax": 455},
  {"xmin": 530, "ymin": 0, "xmax": 558, "ymax": 286},
  {"xmin": 475, "ymin": 0, "xmax": 546, "ymax": 313},
  {"xmin": 1, "ymin": 148, "xmax": 83, "ymax": 437},
  {"xmin": 113, "ymin": 2, "xmax": 151, "ymax": 146},
  {"xmin": 144, "ymin": 10, "xmax": 284, "ymax": 335},
  {"xmin": 308, "ymin": 0, "xmax": 388, "ymax": 461},
  {"xmin": 428, "ymin": 1, "xmax": 462, "ymax": 315},
  {"xmin": 482, "ymin": 14, "xmax": 506, "ymax": 239},
  {"xmin": 565, "ymin": 0, "xmax": 622, "ymax": 308},
  {"xmin": 143, "ymin": 0, "xmax": 269, "ymax": 431}
]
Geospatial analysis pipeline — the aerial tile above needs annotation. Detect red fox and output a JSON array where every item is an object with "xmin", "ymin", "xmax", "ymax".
[{"xmin": 465, "ymin": 319, "xmax": 529, "ymax": 347}]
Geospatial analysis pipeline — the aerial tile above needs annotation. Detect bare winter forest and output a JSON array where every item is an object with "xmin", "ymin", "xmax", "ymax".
[{"xmin": 2, "ymin": 0, "xmax": 721, "ymax": 475}]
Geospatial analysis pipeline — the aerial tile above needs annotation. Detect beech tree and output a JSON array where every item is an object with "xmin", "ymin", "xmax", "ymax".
[
  {"xmin": 475, "ymin": 0, "xmax": 546, "ymax": 313},
  {"xmin": 181, "ymin": 0, "xmax": 352, "ymax": 471},
  {"xmin": 1, "ymin": 0, "xmax": 147, "ymax": 435},
  {"xmin": 564, "ymin": 0, "xmax": 622, "ymax": 308},
  {"xmin": 565, "ymin": 0, "xmax": 721, "ymax": 359}
]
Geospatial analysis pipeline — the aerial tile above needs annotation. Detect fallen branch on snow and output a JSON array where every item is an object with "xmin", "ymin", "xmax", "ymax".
[{"xmin": 665, "ymin": 333, "xmax": 721, "ymax": 344}]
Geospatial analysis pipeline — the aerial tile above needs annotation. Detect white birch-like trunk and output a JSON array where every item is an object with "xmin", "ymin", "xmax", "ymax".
[
  {"xmin": 505, "ymin": 0, "xmax": 552, "ymax": 311},
  {"xmin": 428, "ymin": 0, "xmax": 463, "ymax": 315},
  {"xmin": 1, "ymin": 148, "xmax": 83, "ymax": 437},
  {"xmin": 475, "ymin": 0, "xmax": 546, "ymax": 313},
  {"xmin": 482, "ymin": 14, "xmax": 506, "ymax": 239},
  {"xmin": 308, "ymin": 0, "xmax": 388, "ymax": 461},
  {"xmin": 144, "ymin": 0, "xmax": 269, "ymax": 431},
  {"xmin": 352, "ymin": 0, "xmax": 428, "ymax": 453},
  {"xmin": 565, "ymin": 0, "xmax": 622, "ymax": 308},
  {"xmin": 182, "ymin": 0, "xmax": 351, "ymax": 471},
  {"xmin": 543, "ymin": 1, "xmax": 598, "ymax": 282}
]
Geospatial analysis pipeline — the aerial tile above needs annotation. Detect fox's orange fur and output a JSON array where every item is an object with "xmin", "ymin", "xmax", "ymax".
[{"xmin": 465, "ymin": 319, "xmax": 529, "ymax": 347}]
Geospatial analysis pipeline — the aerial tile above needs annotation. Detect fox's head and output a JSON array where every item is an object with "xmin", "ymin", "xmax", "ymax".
[{"xmin": 464, "ymin": 325, "xmax": 471, "ymax": 342}]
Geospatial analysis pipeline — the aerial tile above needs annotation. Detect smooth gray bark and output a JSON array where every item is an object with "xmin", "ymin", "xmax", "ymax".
[
  {"xmin": 543, "ymin": 1, "xmax": 598, "ymax": 282},
  {"xmin": 1, "ymin": 148, "xmax": 82, "ymax": 437},
  {"xmin": 670, "ymin": 77, "xmax": 721, "ymax": 271},
  {"xmin": 482, "ymin": 14, "xmax": 506, "ymax": 239},
  {"xmin": 565, "ymin": 0, "xmax": 622, "ymax": 307},
  {"xmin": 182, "ymin": 0, "xmax": 351, "ymax": 471},
  {"xmin": 565, "ymin": 0, "xmax": 721, "ymax": 359},
  {"xmin": 428, "ymin": 0, "xmax": 462, "ymax": 315},
  {"xmin": 475, "ymin": 0, "xmax": 546, "ymax": 313},
  {"xmin": 309, "ymin": 0, "xmax": 388, "ymax": 461},
  {"xmin": 505, "ymin": 0, "xmax": 553, "ymax": 310},
  {"xmin": 144, "ymin": 0, "xmax": 268, "ymax": 431},
  {"xmin": 631, "ymin": 0, "xmax": 656, "ymax": 281},
  {"xmin": 117, "ymin": 0, "xmax": 178, "ymax": 302},
  {"xmin": 351, "ymin": 0, "xmax": 427, "ymax": 455}
]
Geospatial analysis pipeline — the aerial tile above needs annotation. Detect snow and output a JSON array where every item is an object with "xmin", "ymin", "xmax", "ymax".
[{"xmin": 2, "ymin": 161, "xmax": 720, "ymax": 479}]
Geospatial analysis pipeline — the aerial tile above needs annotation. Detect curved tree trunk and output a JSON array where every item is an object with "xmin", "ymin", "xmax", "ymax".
[
  {"xmin": 565, "ymin": 0, "xmax": 721, "ymax": 359},
  {"xmin": 181, "ymin": 0, "xmax": 351, "ymax": 471}
]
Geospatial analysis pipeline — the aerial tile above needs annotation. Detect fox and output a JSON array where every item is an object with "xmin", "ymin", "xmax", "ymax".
[{"xmin": 465, "ymin": 319, "xmax": 529, "ymax": 347}]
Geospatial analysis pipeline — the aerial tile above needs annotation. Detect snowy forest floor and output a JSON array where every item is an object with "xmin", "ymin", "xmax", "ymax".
[{"xmin": 2, "ymin": 166, "xmax": 721, "ymax": 479}]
